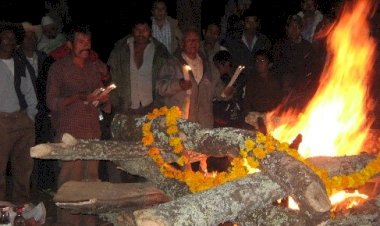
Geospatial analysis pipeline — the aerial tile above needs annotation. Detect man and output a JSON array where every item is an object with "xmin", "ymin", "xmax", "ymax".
[
  {"xmin": 224, "ymin": 11, "xmax": 271, "ymax": 74},
  {"xmin": 157, "ymin": 28, "xmax": 232, "ymax": 128},
  {"xmin": 16, "ymin": 22, "xmax": 58, "ymax": 191},
  {"xmin": 272, "ymin": 15, "xmax": 315, "ymax": 110},
  {"xmin": 151, "ymin": 0, "xmax": 182, "ymax": 54},
  {"xmin": 37, "ymin": 15, "xmax": 66, "ymax": 54},
  {"xmin": 47, "ymin": 23, "xmax": 110, "ymax": 185},
  {"xmin": 243, "ymin": 49, "xmax": 283, "ymax": 129},
  {"xmin": 200, "ymin": 22, "xmax": 228, "ymax": 78},
  {"xmin": 212, "ymin": 50, "xmax": 244, "ymax": 128},
  {"xmin": 16, "ymin": 22, "xmax": 50, "ymax": 144},
  {"xmin": 46, "ymin": 23, "xmax": 110, "ymax": 225},
  {"xmin": 107, "ymin": 16, "xmax": 169, "ymax": 182},
  {"xmin": 0, "ymin": 26, "xmax": 37, "ymax": 205},
  {"xmin": 108, "ymin": 16, "xmax": 169, "ymax": 116},
  {"xmin": 297, "ymin": 0, "xmax": 324, "ymax": 43}
]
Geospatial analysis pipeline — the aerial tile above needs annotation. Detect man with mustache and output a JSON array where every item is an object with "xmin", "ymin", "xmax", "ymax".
[
  {"xmin": 46, "ymin": 23, "xmax": 110, "ymax": 226},
  {"xmin": 107, "ymin": 16, "xmax": 169, "ymax": 182}
]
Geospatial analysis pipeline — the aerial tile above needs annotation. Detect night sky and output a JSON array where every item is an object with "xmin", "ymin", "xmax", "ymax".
[{"xmin": 1, "ymin": 0, "xmax": 344, "ymax": 60}]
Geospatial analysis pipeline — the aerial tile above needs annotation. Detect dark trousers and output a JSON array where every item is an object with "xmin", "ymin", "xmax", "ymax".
[{"xmin": 0, "ymin": 111, "xmax": 34, "ymax": 204}]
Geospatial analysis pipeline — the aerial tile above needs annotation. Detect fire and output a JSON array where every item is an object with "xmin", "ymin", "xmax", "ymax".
[
  {"xmin": 267, "ymin": 0, "xmax": 377, "ymax": 157},
  {"xmin": 288, "ymin": 190, "xmax": 368, "ymax": 210}
]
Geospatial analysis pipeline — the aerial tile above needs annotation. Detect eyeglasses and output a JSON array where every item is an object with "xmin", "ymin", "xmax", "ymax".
[{"xmin": 255, "ymin": 59, "xmax": 267, "ymax": 63}]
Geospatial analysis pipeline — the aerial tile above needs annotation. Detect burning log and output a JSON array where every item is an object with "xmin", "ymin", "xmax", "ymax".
[{"xmin": 261, "ymin": 151, "xmax": 331, "ymax": 224}]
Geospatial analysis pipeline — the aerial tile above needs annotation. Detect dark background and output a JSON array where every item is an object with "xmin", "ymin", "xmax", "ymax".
[{"xmin": 0, "ymin": 0, "xmax": 357, "ymax": 61}]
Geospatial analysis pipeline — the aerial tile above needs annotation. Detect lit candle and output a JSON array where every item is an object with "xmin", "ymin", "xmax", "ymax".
[{"xmin": 183, "ymin": 65, "xmax": 191, "ymax": 81}]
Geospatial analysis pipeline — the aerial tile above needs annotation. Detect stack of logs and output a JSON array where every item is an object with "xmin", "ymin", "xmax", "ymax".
[{"xmin": 31, "ymin": 114, "xmax": 380, "ymax": 226}]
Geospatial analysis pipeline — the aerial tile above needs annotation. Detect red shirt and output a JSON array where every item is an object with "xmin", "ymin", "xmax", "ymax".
[{"xmin": 46, "ymin": 55, "xmax": 104, "ymax": 139}]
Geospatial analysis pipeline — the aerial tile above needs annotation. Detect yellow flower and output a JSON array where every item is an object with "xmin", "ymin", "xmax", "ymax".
[
  {"xmin": 167, "ymin": 126, "xmax": 178, "ymax": 135},
  {"xmin": 169, "ymin": 137, "xmax": 181, "ymax": 147},
  {"xmin": 244, "ymin": 139, "xmax": 255, "ymax": 150},
  {"xmin": 177, "ymin": 156, "xmax": 189, "ymax": 166},
  {"xmin": 142, "ymin": 107, "xmax": 380, "ymax": 196},
  {"xmin": 253, "ymin": 148, "xmax": 266, "ymax": 159},
  {"xmin": 142, "ymin": 134, "xmax": 154, "ymax": 146}
]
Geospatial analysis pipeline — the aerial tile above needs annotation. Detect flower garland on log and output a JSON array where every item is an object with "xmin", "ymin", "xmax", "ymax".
[{"xmin": 142, "ymin": 106, "xmax": 380, "ymax": 195}]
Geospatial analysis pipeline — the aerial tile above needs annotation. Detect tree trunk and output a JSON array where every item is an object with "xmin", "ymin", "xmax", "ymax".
[
  {"xmin": 261, "ymin": 151, "xmax": 331, "ymax": 225},
  {"xmin": 54, "ymin": 181, "xmax": 171, "ymax": 214},
  {"xmin": 133, "ymin": 173, "xmax": 285, "ymax": 226}
]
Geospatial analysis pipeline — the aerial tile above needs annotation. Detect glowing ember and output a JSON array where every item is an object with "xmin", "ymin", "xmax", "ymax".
[
  {"xmin": 288, "ymin": 190, "xmax": 368, "ymax": 210},
  {"xmin": 267, "ymin": 0, "xmax": 377, "ymax": 157},
  {"xmin": 330, "ymin": 190, "xmax": 368, "ymax": 206}
]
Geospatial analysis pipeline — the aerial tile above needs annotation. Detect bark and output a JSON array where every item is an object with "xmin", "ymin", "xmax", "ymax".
[
  {"xmin": 261, "ymin": 151, "xmax": 331, "ymax": 225},
  {"xmin": 308, "ymin": 154, "xmax": 376, "ymax": 177},
  {"xmin": 53, "ymin": 181, "xmax": 171, "ymax": 214},
  {"xmin": 133, "ymin": 173, "xmax": 286, "ymax": 226},
  {"xmin": 31, "ymin": 139, "xmax": 149, "ymax": 161}
]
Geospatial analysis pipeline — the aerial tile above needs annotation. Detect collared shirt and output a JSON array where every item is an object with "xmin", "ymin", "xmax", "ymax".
[
  {"xmin": 0, "ymin": 58, "xmax": 37, "ymax": 120},
  {"xmin": 242, "ymin": 33, "xmax": 258, "ymax": 52},
  {"xmin": 26, "ymin": 53, "xmax": 38, "ymax": 76},
  {"xmin": 128, "ymin": 38, "xmax": 155, "ymax": 109},
  {"xmin": 152, "ymin": 18, "xmax": 172, "ymax": 53},
  {"xmin": 182, "ymin": 53, "xmax": 203, "ymax": 84},
  {"xmin": 46, "ymin": 55, "xmax": 103, "ymax": 139}
]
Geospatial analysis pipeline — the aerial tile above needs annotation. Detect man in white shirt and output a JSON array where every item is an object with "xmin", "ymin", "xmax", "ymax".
[{"xmin": 0, "ymin": 27, "xmax": 37, "ymax": 205}]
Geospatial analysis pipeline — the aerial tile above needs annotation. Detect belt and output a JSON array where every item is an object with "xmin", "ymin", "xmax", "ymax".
[{"xmin": 0, "ymin": 111, "xmax": 26, "ymax": 118}]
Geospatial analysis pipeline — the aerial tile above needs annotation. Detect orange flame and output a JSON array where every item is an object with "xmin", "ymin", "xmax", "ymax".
[{"xmin": 267, "ymin": 0, "xmax": 377, "ymax": 157}]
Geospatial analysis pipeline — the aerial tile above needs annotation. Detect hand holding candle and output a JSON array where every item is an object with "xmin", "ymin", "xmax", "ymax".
[
  {"xmin": 183, "ymin": 65, "xmax": 191, "ymax": 81},
  {"xmin": 222, "ymin": 65, "xmax": 245, "ymax": 97}
]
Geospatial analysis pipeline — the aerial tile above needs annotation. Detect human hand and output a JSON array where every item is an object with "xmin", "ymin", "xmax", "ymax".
[
  {"xmin": 179, "ymin": 79, "xmax": 192, "ymax": 90},
  {"xmin": 223, "ymin": 86, "xmax": 234, "ymax": 97}
]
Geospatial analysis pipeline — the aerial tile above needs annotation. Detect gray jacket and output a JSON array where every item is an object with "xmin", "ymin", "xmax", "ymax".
[
  {"xmin": 156, "ymin": 52, "xmax": 226, "ymax": 128},
  {"xmin": 108, "ymin": 36, "xmax": 170, "ymax": 113}
]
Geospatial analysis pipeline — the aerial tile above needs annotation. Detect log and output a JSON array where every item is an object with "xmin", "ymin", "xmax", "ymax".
[
  {"xmin": 133, "ymin": 173, "xmax": 286, "ymax": 226},
  {"xmin": 54, "ymin": 181, "xmax": 171, "ymax": 214},
  {"xmin": 31, "ymin": 139, "xmax": 149, "ymax": 161},
  {"xmin": 114, "ymin": 159, "xmax": 191, "ymax": 199},
  {"xmin": 261, "ymin": 151, "xmax": 331, "ymax": 225}
]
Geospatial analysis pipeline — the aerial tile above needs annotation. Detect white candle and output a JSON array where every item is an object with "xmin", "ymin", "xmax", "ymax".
[
  {"xmin": 221, "ymin": 65, "xmax": 245, "ymax": 97},
  {"xmin": 182, "ymin": 65, "xmax": 192, "ymax": 95},
  {"xmin": 183, "ymin": 65, "xmax": 191, "ymax": 81},
  {"xmin": 227, "ymin": 65, "xmax": 245, "ymax": 87}
]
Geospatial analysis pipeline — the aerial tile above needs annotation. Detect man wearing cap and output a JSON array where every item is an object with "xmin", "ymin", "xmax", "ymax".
[
  {"xmin": 37, "ymin": 15, "xmax": 66, "ymax": 54},
  {"xmin": 0, "ymin": 26, "xmax": 37, "ymax": 205}
]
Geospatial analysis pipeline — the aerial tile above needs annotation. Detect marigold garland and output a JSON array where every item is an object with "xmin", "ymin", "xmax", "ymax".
[{"xmin": 142, "ymin": 106, "xmax": 380, "ymax": 195}]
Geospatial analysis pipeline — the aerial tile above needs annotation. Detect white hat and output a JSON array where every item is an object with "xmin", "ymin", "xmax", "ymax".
[
  {"xmin": 41, "ymin": 15, "xmax": 55, "ymax": 26},
  {"xmin": 21, "ymin": 22, "xmax": 42, "ymax": 39}
]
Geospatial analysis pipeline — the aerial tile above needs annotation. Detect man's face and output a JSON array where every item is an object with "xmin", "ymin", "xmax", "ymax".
[
  {"xmin": 22, "ymin": 31, "xmax": 38, "ymax": 51},
  {"xmin": 215, "ymin": 62, "xmax": 232, "ymax": 76},
  {"xmin": 286, "ymin": 20, "xmax": 301, "ymax": 41},
  {"xmin": 244, "ymin": 16, "xmax": 259, "ymax": 33},
  {"xmin": 204, "ymin": 24, "xmax": 220, "ymax": 45},
  {"xmin": 302, "ymin": 0, "xmax": 316, "ymax": 13},
  {"xmin": 0, "ymin": 30, "xmax": 16, "ymax": 55},
  {"xmin": 42, "ymin": 23, "xmax": 59, "ymax": 39},
  {"xmin": 182, "ymin": 31, "xmax": 200, "ymax": 57},
  {"xmin": 255, "ymin": 55, "xmax": 269, "ymax": 74},
  {"xmin": 152, "ymin": 1, "xmax": 167, "ymax": 21},
  {"xmin": 133, "ymin": 23, "xmax": 151, "ymax": 45},
  {"xmin": 72, "ymin": 32, "xmax": 91, "ymax": 59}
]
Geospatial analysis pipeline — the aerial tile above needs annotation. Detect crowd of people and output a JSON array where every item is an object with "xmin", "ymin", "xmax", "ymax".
[{"xmin": 0, "ymin": 0, "xmax": 379, "ymax": 225}]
